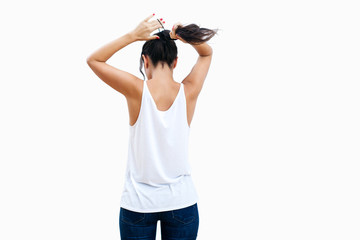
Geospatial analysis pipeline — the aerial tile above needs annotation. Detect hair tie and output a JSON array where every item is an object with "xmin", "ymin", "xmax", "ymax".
[{"xmin": 155, "ymin": 30, "xmax": 177, "ymax": 42}]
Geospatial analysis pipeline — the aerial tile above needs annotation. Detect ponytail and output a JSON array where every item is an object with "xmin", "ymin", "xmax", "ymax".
[{"xmin": 175, "ymin": 24, "xmax": 218, "ymax": 45}]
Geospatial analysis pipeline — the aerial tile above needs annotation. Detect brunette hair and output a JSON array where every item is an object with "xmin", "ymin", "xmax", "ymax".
[{"xmin": 139, "ymin": 24, "xmax": 218, "ymax": 80}]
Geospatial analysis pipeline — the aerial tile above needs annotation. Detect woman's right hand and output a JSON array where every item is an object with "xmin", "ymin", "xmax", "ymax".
[
  {"xmin": 170, "ymin": 23, "xmax": 187, "ymax": 43},
  {"xmin": 130, "ymin": 14, "xmax": 164, "ymax": 41}
]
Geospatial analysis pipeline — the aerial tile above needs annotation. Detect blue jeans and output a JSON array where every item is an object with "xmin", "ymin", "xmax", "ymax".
[{"xmin": 119, "ymin": 203, "xmax": 199, "ymax": 240}]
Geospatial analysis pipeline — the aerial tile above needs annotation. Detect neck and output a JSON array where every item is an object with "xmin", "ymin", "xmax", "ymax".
[{"xmin": 148, "ymin": 64, "xmax": 174, "ymax": 83}]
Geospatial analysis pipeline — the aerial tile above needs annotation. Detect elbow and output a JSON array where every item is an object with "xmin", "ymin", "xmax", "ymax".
[
  {"xmin": 200, "ymin": 50, "xmax": 213, "ymax": 57},
  {"xmin": 200, "ymin": 46, "xmax": 213, "ymax": 57},
  {"xmin": 86, "ymin": 56, "xmax": 92, "ymax": 63},
  {"xmin": 86, "ymin": 56, "xmax": 96, "ymax": 66},
  {"xmin": 207, "ymin": 47, "xmax": 213, "ymax": 56},
  {"xmin": 86, "ymin": 56, "xmax": 106, "ymax": 65},
  {"xmin": 208, "ymin": 45, "xmax": 213, "ymax": 55}
]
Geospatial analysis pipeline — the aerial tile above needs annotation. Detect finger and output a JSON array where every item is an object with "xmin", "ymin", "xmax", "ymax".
[
  {"xmin": 150, "ymin": 19, "xmax": 163, "ymax": 29},
  {"xmin": 153, "ymin": 18, "xmax": 165, "ymax": 24},
  {"xmin": 172, "ymin": 22, "xmax": 182, "ymax": 32},
  {"xmin": 147, "ymin": 35, "xmax": 160, "ymax": 41},
  {"xmin": 148, "ymin": 23, "xmax": 163, "ymax": 34},
  {"xmin": 148, "ymin": 21, "xmax": 165, "ymax": 34},
  {"xmin": 143, "ymin": 13, "xmax": 155, "ymax": 22},
  {"xmin": 171, "ymin": 22, "xmax": 181, "ymax": 38},
  {"xmin": 169, "ymin": 31, "xmax": 177, "ymax": 39}
]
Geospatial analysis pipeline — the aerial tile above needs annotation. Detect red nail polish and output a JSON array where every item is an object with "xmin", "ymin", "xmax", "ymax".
[
  {"xmin": 153, "ymin": 13, "xmax": 155, "ymax": 16},
  {"xmin": 163, "ymin": 21, "xmax": 165, "ymax": 23},
  {"xmin": 160, "ymin": 18, "xmax": 163, "ymax": 21}
]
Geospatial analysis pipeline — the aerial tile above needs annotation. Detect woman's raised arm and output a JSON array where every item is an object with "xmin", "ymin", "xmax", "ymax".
[
  {"xmin": 182, "ymin": 43, "xmax": 213, "ymax": 100},
  {"xmin": 86, "ymin": 14, "xmax": 163, "ymax": 97},
  {"xmin": 170, "ymin": 23, "xmax": 217, "ymax": 99}
]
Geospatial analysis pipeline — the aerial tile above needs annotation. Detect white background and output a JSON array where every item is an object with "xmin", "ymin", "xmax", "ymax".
[{"xmin": 1, "ymin": 0, "xmax": 359, "ymax": 239}]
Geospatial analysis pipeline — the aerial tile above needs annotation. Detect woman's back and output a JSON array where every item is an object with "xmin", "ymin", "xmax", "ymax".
[
  {"xmin": 128, "ymin": 79, "xmax": 198, "ymax": 127},
  {"xmin": 121, "ymin": 78, "xmax": 197, "ymax": 212}
]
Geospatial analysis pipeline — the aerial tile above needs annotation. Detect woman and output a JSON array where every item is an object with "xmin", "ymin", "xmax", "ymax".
[{"xmin": 86, "ymin": 14, "xmax": 217, "ymax": 240}]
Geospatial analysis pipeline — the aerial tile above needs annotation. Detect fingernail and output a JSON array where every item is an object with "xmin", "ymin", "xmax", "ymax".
[
  {"xmin": 163, "ymin": 21, "xmax": 165, "ymax": 23},
  {"xmin": 153, "ymin": 13, "xmax": 155, "ymax": 16},
  {"xmin": 160, "ymin": 18, "xmax": 163, "ymax": 21},
  {"xmin": 156, "ymin": 36, "xmax": 160, "ymax": 39}
]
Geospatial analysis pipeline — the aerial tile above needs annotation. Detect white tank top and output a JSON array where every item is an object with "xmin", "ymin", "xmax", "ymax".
[{"xmin": 120, "ymin": 80, "xmax": 198, "ymax": 213}]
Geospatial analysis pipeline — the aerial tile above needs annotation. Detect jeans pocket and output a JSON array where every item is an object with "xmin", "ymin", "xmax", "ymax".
[
  {"xmin": 120, "ymin": 208, "xmax": 145, "ymax": 225},
  {"xmin": 172, "ymin": 203, "xmax": 198, "ymax": 224}
]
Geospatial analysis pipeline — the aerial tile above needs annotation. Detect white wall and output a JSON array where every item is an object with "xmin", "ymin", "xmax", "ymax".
[{"xmin": 1, "ymin": 0, "xmax": 359, "ymax": 239}]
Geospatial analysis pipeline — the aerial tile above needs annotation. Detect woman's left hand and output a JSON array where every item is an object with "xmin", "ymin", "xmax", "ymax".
[{"xmin": 130, "ymin": 14, "xmax": 164, "ymax": 41}]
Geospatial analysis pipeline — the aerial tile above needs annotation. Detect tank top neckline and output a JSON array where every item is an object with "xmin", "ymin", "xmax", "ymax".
[{"xmin": 145, "ymin": 81, "xmax": 183, "ymax": 113}]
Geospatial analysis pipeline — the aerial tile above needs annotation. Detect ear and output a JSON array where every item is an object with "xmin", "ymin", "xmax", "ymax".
[
  {"xmin": 172, "ymin": 57, "xmax": 178, "ymax": 69},
  {"xmin": 142, "ymin": 54, "xmax": 149, "ymax": 69}
]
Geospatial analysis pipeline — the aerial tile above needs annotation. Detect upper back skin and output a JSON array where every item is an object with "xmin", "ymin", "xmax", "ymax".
[{"xmin": 126, "ymin": 79, "xmax": 199, "ymax": 128}]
